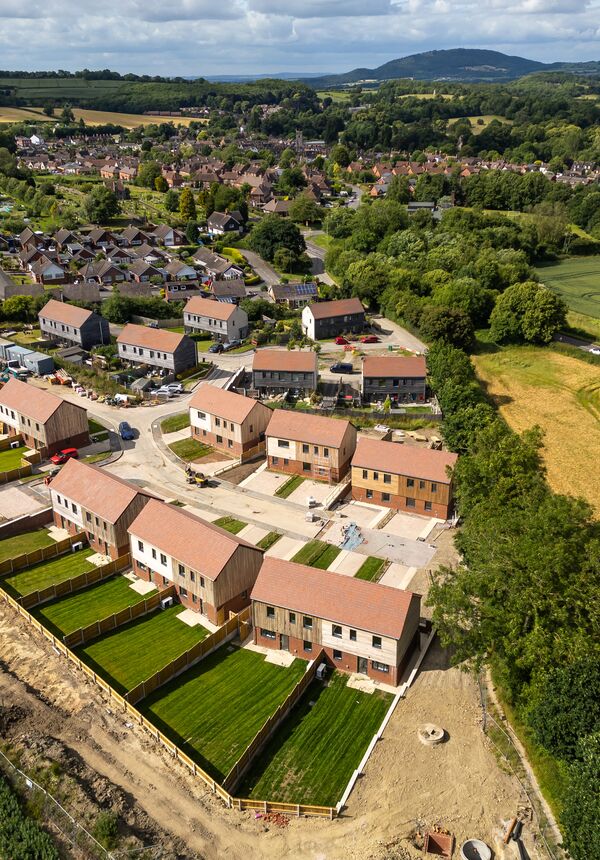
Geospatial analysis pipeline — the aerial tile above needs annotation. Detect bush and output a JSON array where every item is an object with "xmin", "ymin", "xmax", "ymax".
[
  {"xmin": 93, "ymin": 811, "xmax": 119, "ymax": 850},
  {"xmin": 0, "ymin": 775, "xmax": 58, "ymax": 859}
]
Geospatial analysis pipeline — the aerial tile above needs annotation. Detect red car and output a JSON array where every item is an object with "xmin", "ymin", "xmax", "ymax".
[
  {"xmin": 335, "ymin": 336, "xmax": 349, "ymax": 345},
  {"xmin": 361, "ymin": 335, "xmax": 379, "ymax": 344},
  {"xmin": 50, "ymin": 447, "xmax": 79, "ymax": 465}
]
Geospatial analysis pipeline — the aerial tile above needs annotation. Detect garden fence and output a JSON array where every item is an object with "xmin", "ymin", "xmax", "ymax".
[
  {"xmin": 19, "ymin": 552, "xmax": 131, "ymax": 611},
  {"xmin": 0, "ymin": 532, "xmax": 87, "ymax": 577}
]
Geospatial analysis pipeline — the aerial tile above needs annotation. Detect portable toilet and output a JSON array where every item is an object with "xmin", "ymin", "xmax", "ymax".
[{"xmin": 23, "ymin": 351, "xmax": 54, "ymax": 375}]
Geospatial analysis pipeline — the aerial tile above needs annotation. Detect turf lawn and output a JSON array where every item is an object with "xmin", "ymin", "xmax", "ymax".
[
  {"xmin": 0, "ymin": 446, "xmax": 29, "ymax": 471},
  {"xmin": 79, "ymin": 604, "xmax": 209, "ymax": 694},
  {"xmin": 2, "ymin": 548, "xmax": 95, "ymax": 597},
  {"xmin": 213, "ymin": 516, "xmax": 247, "ymax": 535},
  {"xmin": 141, "ymin": 646, "xmax": 306, "ymax": 781},
  {"xmin": 256, "ymin": 532, "xmax": 281, "ymax": 551},
  {"xmin": 291, "ymin": 540, "xmax": 341, "ymax": 569},
  {"xmin": 354, "ymin": 557, "xmax": 385, "ymax": 581},
  {"xmin": 274, "ymin": 475, "xmax": 305, "ymax": 498},
  {"xmin": 239, "ymin": 671, "xmax": 392, "ymax": 806},
  {"xmin": 33, "ymin": 575, "xmax": 149, "ymax": 637},
  {"xmin": 161, "ymin": 412, "xmax": 190, "ymax": 434},
  {"xmin": 168, "ymin": 438, "xmax": 213, "ymax": 461},
  {"xmin": 0, "ymin": 529, "xmax": 54, "ymax": 564},
  {"xmin": 536, "ymin": 257, "xmax": 600, "ymax": 320}
]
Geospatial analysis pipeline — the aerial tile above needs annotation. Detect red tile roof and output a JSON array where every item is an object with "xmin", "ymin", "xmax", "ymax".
[
  {"xmin": 306, "ymin": 297, "xmax": 365, "ymax": 320},
  {"xmin": 116, "ymin": 323, "xmax": 187, "ymax": 353},
  {"xmin": 0, "ymin": 378, "xmax": 83, "ymax": 424},
  {"xmin": 362, "ymin": 355, "xmax": 427, "ymax": 378},
  {"xmin": 252, "ymin": 349, "xmax": 318, "ymax": 373},
  {"xmin": 352, "ymin": 437, "xmax": 458, "ymax": 484},
  {"xmin": 189, "ymin": 384, "xmax": 270, "ymax": 425},
  {"xmin": 128, "ymin": 499, "xmax": 259, "ymax": 579},
  {"xmin": 266, "ymin": 409, "xmax": 352, "ymax": 449},
  {"xmin": 185, "ymin": 296, "xmax": 238, "ymax": 321},
  {"xmin": 50, "ymin": 459, "xmax": 155, "ymax": 523},
  {"xmin": 251, "ymin": 557, "xmax": 420, "ymax": 640},
  {"xmin": 39, "ymin": 298, "xmax": 93, "ymax": 328}
]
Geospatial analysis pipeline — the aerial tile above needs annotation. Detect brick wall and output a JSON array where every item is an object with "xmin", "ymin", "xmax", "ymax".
[
  {"xmin": 351, "ymin": 485, "xmax": 450, "ymax": 520},
  {"xmin": 267, "ymin": 455, "xmax": 347, "ymax": 484}
]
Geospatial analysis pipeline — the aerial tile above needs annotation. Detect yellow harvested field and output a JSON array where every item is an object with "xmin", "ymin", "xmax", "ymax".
[
  {"xmin": 474, "ymin": 346, "xmax": 600, "ymax": 514},
  {"xmin": 448, "ymin": 114, "xmax": 511, "ymax": 133},
  {"xmin": 0, "ymin": 106, "xmax": 202, "ymax": 128}
]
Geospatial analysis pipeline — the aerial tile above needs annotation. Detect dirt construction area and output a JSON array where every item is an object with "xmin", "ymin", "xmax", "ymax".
[{"xmin": 0, "ymin": 601, "xmax": 545, "ymax": 860}]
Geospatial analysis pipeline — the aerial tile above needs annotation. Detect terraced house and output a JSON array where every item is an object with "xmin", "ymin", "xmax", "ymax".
[
  {"xmin": 189, "ymin": 384, "xmax": 272, "ymax": 461},
  {"xmin": 351, "ymin": 437, "xmax": 458, "ymax": 520},
  {"xmin": 361, "ymin": 355, "xmax": 427, "ymax": 404},
  {"xmin": 0, "ymin": 377, "xmax": 89, "ymax": 456},
  {"xmin": 265, "ymin": 409, "xmax": 356, "ymax": 483},
  {"xmin": 49, "ymin": 459, "xmax": 155, "ymax": 558},
  {"xmin": 251, "ymin": 349, "xmax": 318, "ymax": 396},
  {"xmin": 301, "ymin": 297, "xmax": 366, "ymax": 341},
  {"xmin": 38, "ymin": 299, "xmax": 110, "ymax": 350},
  {"xmin": 117, "ymin": 324, "xmax": 197, "ymax": 374},
  {"xmin": 128, "ymin": 499, "xmax": 263, "ymax": 625},
  {"xmin": 251, "ymin": 558, "xmax": 422, "ymax": 687},
  {"xmin": 183, "ymin": 296, "xmax": 248, "ymax": 342}
]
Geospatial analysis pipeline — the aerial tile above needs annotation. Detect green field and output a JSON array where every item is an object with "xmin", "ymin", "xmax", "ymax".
[
  {"xmin": 354, "ymin": 557, "xmax": 385, "ymax": 581},
  {"xmin": 240, "ymin": 672, "xmax": 392, "ymax": 805},
  {"xmin": 0, "ymin": 529, "xmax": 54, "ymax": 564},
  {"xmin": 536, "ymin": 257, "xmax": 600, "ymax": 321},
  {"xmin": 141, "ymin": 646, "xmax": 306, "ymax": 781},
  {"xmin": 0, "ymin": 446, "xmax": 29, "ymax": 471},
  {"xmin": 33, "ymin": 575, "xmax": 150, "ymax": 637},
  {"xmin": 291, "ymin": 540, "xmax": 341, "ymax": 570},
  {"xmin": 2, "ymin": 549, "xmax": 95, "ymax": 597},
  {"xmin": 213, "ymin": 516, "xmax": 247, "ymax": 535},
  {"xmin": 79, "ymin": 605, "xmax": 210, "ymax": 693}
]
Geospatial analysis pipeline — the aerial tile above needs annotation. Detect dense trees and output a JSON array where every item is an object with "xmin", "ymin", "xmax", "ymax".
[
  {"xmin": 0, "ymin": 775, "xmax": 58, "ymax": 860},
  {"xmin": 248, "ymin": 215, "xmax": 308, "ymax": 272},
  {"xmin": 561, "ymin": 734, "xmax": 600, "ymax": 860},
  {"xmin": 83, "ymin": 186, "xmax": 119, "ymax": 223},
  {"xmin": 489, "ymin": 280, "xmax": 567, "ymax": 344}
]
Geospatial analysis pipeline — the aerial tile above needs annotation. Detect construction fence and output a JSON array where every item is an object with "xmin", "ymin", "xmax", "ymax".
[
  {"xmin": 0, "ymin": 590, "xmax": 335, "ymax": 819},
  {"xmin": 0, "ymin": 532, "xmax": 87, "ymax": 577},
  {"xmin": 64, "ymin": 584, "xmax": 177, "ymax": 649},
  {"xmin": 19, "ymin": 552, "xmax": 131, "ymax": 611}
]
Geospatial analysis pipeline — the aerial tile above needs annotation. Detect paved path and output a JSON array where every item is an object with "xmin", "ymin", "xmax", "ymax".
[{"xmin": 239, "ymin": 249, "xmax": 279, "ymax": 287}]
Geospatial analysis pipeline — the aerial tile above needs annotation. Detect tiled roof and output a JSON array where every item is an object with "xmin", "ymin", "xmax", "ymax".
[
  {"xmin": 352, "ymin": 437, "xmax": 458, "ymax": 484},
  {"xmin": 0, "ymin": 377, "xmax": 81, "ymax": 423},
  {"xmin": 184, "ymin": 296, "xmax": 237, "ymax": 320},
  {"xmin": 252, "ymin": 349, "xmax": 317, "ymax": 373},
  {"xmin": 266, "ymin": 409, "xmax": 351, "ymax": 449},
  {"xmin": 362, "ymin": 355, "xmax": 427, "ymax": 377},
  {"xmin": 251, "ymin": 557, "xmax": 420, "ymax": 640},
  {"xmin": 306, "ymin": 298, "xmax": 365, "ymax": 320},
  {"xmin": 189, "ymin": 384, "xmax": 270, "ymax": 425},
  {"xmin": 117, "ymin": 324, "xmax": 187, "ymax": 353}
]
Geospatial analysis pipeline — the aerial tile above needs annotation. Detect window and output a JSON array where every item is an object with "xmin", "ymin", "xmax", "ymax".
[
  {"xmin": 303, "ymin": 616, "xmax": 313, "ymax": 629},
  {"xmin": 383, "ymin": 473, "xmax": 391, "ymax": 484},
  {"xmin": 71, "ymin": 502, "xmax": 77, "ymax": 513},
  {"xmin": 302, "ymin": 443, "xmax": 309, "ymax": 454},
  {"xmin": 216, "ymin": 435, "xmax": 223, "ymax": 444},
  {"xmin": 424, "ymin": 501, "xmax": 432, "ymax": 512},
  {"xmin": 228, "ymin": 439, "xmax": 233, "ymax": 448},
  {"xmin": 332, "ymin": 624, "xmax": 342, "ymax": 638},
  {"xmin": 266, "ymin": 606, "xmax": 275, "ymax": 618},
  {"xmin": 56, "ymin": 495, "xmax": 62, "ymax": 505},
  {"xmin": 407, "ymin": 478, "xmax": 415, "ymax": 488},
  {"xmin": 272, "ymin": 456, "xmax": 279, "ymax": 465},
  {"xmin": 362, "ymin": 470, "xmax": 368, "ymax": 479},
  {"xmin": 303, "ymin": 462, "xmax": 311, "ymax": 472},
  {"xmin": 180, "ymin": 587, "xmax": 188, "ymax": 597},
  {"xmin": 197, "ymin": 411, "xmax": 206, "ymax": 420},
  {"xmin": 323, "ymin": 448, "xmax": 329, "ymax": 457},
  {"xmin": 178, "ymin": 564, "xmax": 185, "ymax": 576},
  {"xmin": 278, "ymin": 439, "xmax": 289, "ymax": 448},
  {"xmin": 372, "ymin": 635, "xmax": 382, "ymax": 649},
  {"xmin": 199, "ymin": 576, "xmax": 205, "ymax": 587},
  {"xmin": 419, "ymin": 480, "xmax": 425, "ymax": 489},
  {"xmin": 160, "ymin": 553, "xmax": 167, "ymax": 566},
  {"xmin": 406, "ymin": 497, "xmax": 415, "ymax": 508},
  {"xmin": 373, "ymin": 471, "xmax": 379, "ymax": 481},
  {"xmin": 86, "ymin": 512, "xmax": 92, "ymax": 522},
  {"xmin": 283, "ymin": 458, "xmax": 289, "ymax": 465},
  {"xmin": 333, "ymin": 649, "xmax": 342, "ymax": 660},
  {"xmin": 261, "ymin": 628, "xmax": 276, "ymax": 640},
  {"xmin": 215, "ymin": 418, "xmax": 221, "ymax": 427},
  {"xmin": 289, "ymin": 612, "xmax": 296, "ymax": 623},
  {"xmin": 382, "ymin": 493, "xmax": 391, "ymax": 502},
  {"xmin": 138, "ymin": 540, "xmax": 144, "ymax": 552},
  {"xmin": 366, "ymin": 489, "xmax": 373, "ymax": 499},
  {"xmin": 349, "ymin": 629, "xmax": 357, "ymax": 642},
  {"xmin": 192, "ymin": 593, "xmax": 197, "ymax": 604},
  {"xmin": 431, "ymin": 482, "xmax": 438, "ymax": 493},
  {"xmin": 151, "ymin": 548, "xmax": 157, "ymax": 560},
  {"xmin": 190, "ymin": 571, "xmax": 195, "ymax": 582},
  {"xmin": 313, "ymin": 446, "xmax": 318, "ymax": 455},
  {"xmin": 372, "ymin": 661, "xmax": 389, "ymax": 673},
  {"xmin": 303, "ymin": 640, "xmax": 312, "ymax": 652}
]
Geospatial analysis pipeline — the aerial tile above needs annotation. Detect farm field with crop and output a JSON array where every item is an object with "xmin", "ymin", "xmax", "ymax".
[{"xmin": 536, "ymin": 257, "xmax": 600, "ymax": 322}]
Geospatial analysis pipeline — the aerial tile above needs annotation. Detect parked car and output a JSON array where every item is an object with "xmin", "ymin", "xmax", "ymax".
[
  {"xmin": 166, "ymin": 383, "xmax": 183, "ymax": 394},
  {"xmin": 335, "ymin": 336, "xmax": 349, "ymax": 345},
  {"xmin": 118, "ymin": 421, "xmax": 134, "ymax": 441},
  {"xmin": 155, "ymin": 386, "xmax": 178, "ymax": 398},
  {"xmin": 208, "ymin": 342, "xmax": 224, "ymax": 354},
  {"xmin": 50, "ymin": 447, "xmax": 79, "ymax": 465},
  {"xmin": 361, "ymin": 335, "xmax": 379, "ymax": 343},
  {"xmin": 590, "ymin": 347, "xmax": 600, "ymax": 356},
  {"xmin": 330, "ymin": 362, "xmax": 354, "ymax": 374},
  {"xmin": 222, "ymin": 339, "xmax": 241, "ymax": 352},
  {"xmin": 147, "ymin": 321, "xmax": 160, "ymax": 329}
]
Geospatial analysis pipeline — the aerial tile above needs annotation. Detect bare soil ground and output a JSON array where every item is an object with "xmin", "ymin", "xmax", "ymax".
[{"xmin": 0, "ymin": 600, "xmax": 545, "ymax": 860}]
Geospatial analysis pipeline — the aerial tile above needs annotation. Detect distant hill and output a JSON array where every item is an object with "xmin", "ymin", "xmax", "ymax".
[{"xmin": 305, "ymin": 48, "xmax": 600, "ymax": 87}]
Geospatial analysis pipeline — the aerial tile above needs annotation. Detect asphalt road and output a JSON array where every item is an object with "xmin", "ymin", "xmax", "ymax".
[
  {"xmin": 555, "ymin": 332, "xmax": 600, "ymax": 354},
  {"xmin": 238, "ymin": 249, "xmax": 279, "ymax": 287}
]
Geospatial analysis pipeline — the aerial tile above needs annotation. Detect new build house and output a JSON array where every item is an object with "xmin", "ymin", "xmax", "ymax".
[
  {"xmin": 265, "ymin": 409, "xmax": 356, "ymax": 483},
  {"xmin": 189, "ymin": 384, "xmax": 272, "ymax": 461},
  {"xmin": 117, "ymin": 324, "xmax": 197, "ymax": 375},
  {"xmin": 183, "ymin": 296, "xmax": 248, "ymax": 342},
  {"xmin": 128, "ymin": 499, "xmax": 263, "ymax": 625},
  {"xmin": 0, "ymin": 378, "xmax": 89, "ymax": 456},
  {"xmin": 49, "ymin": 458, "xmax": 155, "ymax": 558},
  {"xmin": 251, "ymin": 349, "xmax": 318, "ymax": 396},
  {"xmin": 38, "ymin": 299, "xmax": 110, "ymax": 350},
  {"xmin": 251, "ymin": 557, "xmax": 422, "ymax": 686},
  {"xmin": 361, "ymin": 355, "xmax": 427, "ymax": 404},
  {"xmin": 301, "ymin": 297, "xmax": 366, "ymax": 341},
  {"xmin": 351, "ymin": 437, "xmax": 458, "ymax": 519}
]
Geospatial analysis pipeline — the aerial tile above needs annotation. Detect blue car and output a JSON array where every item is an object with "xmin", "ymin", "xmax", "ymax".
[{"xmin": 118, "ymin": 421, "xmax": 134, "ymax": 441}]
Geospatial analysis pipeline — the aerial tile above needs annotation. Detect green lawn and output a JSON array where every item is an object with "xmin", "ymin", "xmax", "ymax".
[
  {"xmin": 33, "ymin": 575, "xmax": 149, "ymax": 637},
  {"xmin": 256, "ymin": 532, "xmax": 281, "ymax": 551},
  {"xmin": 88, "ymin": 418, "xmax": 107, "ymax": 435},
  {"xmin": 213, "ymin": 516, "xmax": 247, "ymax": 535},
  {"xmin": 536, "ymin": 257, "xmax": 600, "ymax": 321},
  {"xmin": 2, "ymin": 549, "xmax": 95, "ymax": 597},
  {"xmin": 240, "ymin": 672, "xmax": 392, "ymax": 806},
  {"xmin": 161, "ymin": 413, "xmax": 190, "ymax": 434},
  {"xmin": 354, "ymin": 557, "xmax": 385, "ymax": 581},
  {"xmin": 292, "ymin": 540, "xmax": 341, "ymax": 569},
  {"xmin": 79, "ymin": 605, "xmax": 209, "ymax": 694},
  {"xmin": 168, "ymin": 438, "xmax": 213, "ymax": 461},
  {"xmin": 0, "ymin": 529, "xmax": 54, "ymax": 564},
  {"xmin": 141, "ymin": 646, "xmax": 306, "ymax": 781},
  {"xmin": 274, "ymin": 475, "xmax": 306, "ymax": 498},
  {"xmin": 0, "ymin": 446, "xmax": 29, "ymax": 471}
]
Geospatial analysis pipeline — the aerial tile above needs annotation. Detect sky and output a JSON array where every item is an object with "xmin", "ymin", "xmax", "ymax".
[{"xmin": 1, "ymin": 0, "xmax": 600, "ymax": 76}]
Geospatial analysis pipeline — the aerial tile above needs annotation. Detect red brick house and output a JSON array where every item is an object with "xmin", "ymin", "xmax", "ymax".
[
  {"xmin": 189, "ymin": 384, "xmax": 272, "ymax": 462},
  {"xmin": 265, "ymin": 409, "xmax": 356, "ymax": 483}
]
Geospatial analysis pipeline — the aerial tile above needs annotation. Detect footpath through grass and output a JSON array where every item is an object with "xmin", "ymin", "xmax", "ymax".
[
  {"xmin": 0, "ymin": 529, "xmax": 54, "ymax": 564},
  {"xmin": 168, "ymin": 438, "xmax": 213, "ymax": 461},
  {"xmin": 141, "ymin": 646, "xmax": 306, "ymax": 781},
  {"xmin": 161, "ymin": 413, "xmax": 190, "ymax": 434},
  {"xmin": 292, "ymin": 540, "xmax": 340, "ymax": 570},
  {"xmin": 33, "ymin": 575, "xmax": 148, "ymax": 637},
  {"xmin": 213, "ymin": 516, "xmax": 247, "ymax": 535},
  {"xmin": 354, "ymin": 557, "xmax": 385, "ymax": 581},
  {"xmin": 79, "ymin": 604, "xmax": 209, "ymax": 694},
  {"xmin": 2, "ymin": 548, "xmax": 95, "ymax": 597},
  {"xmin": 274, "ymin": 475, "xmax": 305, "ymax": 498},
  {"xmin": 240, "ymin": 672, "xmax": 392, "ymax": 805}
]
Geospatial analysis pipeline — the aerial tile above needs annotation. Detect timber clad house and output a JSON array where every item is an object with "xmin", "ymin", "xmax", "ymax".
[
  {"xmin": 351, "ymin": 437, "xmax": 458, "ymax": 520},
  {"xmin": 252, "ymin": 349, "xmax": 318, "ymax": 396},
  {"xmin": 265, "ymin": 409, "xmax": 357, "ymax": 483},
  {"xmin": 128, "ymin": 499, "xmax": 263, "ymax": 625},
  {"xmin": 117, "ymin": 324, "xmax": 197, "ymax": 374},
  {"xmin": 38, "ymin": 299, "xmax": 110, "ymax": 350},
  {"xmin": 189, "ymin": 385, "xmax": 272, "ymax": 461},
  {"xmin": 301, "ymin": 297, "xmax": 366, "ymax": 341},
  {"xmin": 49, "ymin": 459, "xmax": 155, "ymax": 559},
  {"xmin": 0, "ymin": 378, "xmax": 89, "ymax": 456},
  {"xmin": 183, "ymin": 296, "xmax": 248, "ymax": 342},
  {"xmin": 251, "ymin": 558, "xmax": 422, "ymax": 687},
  {"xmin": 361, "ymin": 355, "xmax": 427, "ymax": 404}
]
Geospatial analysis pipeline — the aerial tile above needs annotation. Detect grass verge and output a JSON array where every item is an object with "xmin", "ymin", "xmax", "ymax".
[
  {"xmin": 256, "ymin": 532, "xmax": 281, "ymax": 551},
  {"xmin": 274, "ymin": 475, "xmax": 306, "ymax": 498},
  {"xmin": 213, "ymin": 516, "xmax": 247, "ymax": 535},
  {"xmin": 292, "ymin": 540, "xmax": 340, "ymax": 569},
  {"xmin": 354, "ymin": 557, "xmax": 385, "ymax": 581},
  {"xmin": 2, "ymin": 548, "xmax": 95, "ymax": 597},
  {"xmin": 161, "ymin": 413, "xmax": 190, "ymax": 434}
]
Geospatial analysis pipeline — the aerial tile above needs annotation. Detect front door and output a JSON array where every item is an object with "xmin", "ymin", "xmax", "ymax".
[
  {"xmin": 358, "ymin": 657, "xmax": 368, "ymax": 675},
  {"xmin": 280, "ymin": 634, "xmax": 289, "ymax": 651}
]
